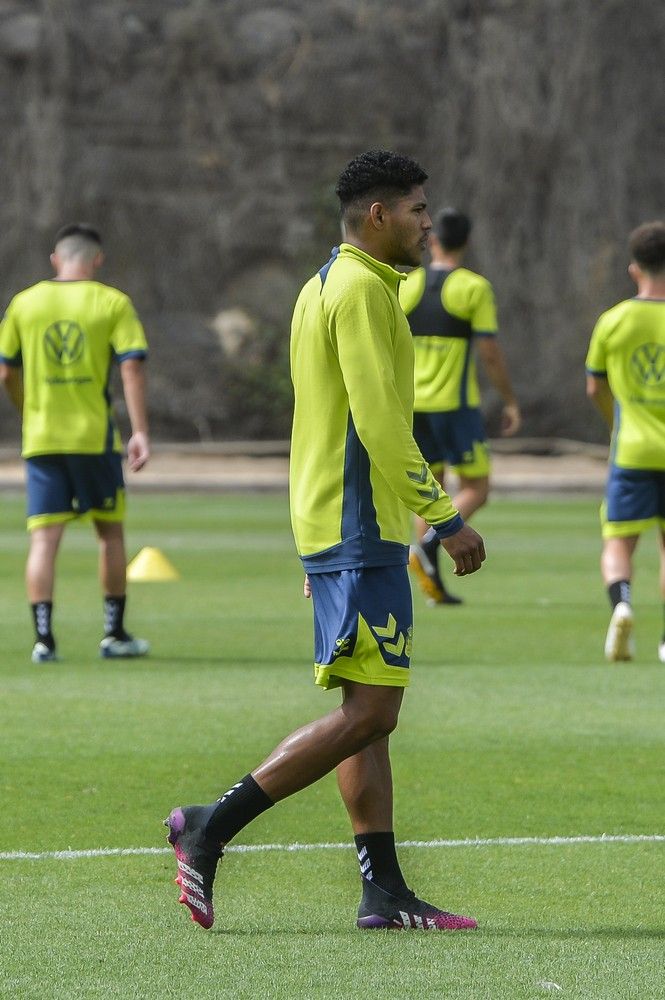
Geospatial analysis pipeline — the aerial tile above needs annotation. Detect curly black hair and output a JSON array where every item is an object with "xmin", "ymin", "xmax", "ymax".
[
  {"xmin": 629, "ymin": 221, "xmax": 665, "ymax": 273},
  {"xmin": 335, "ymin": 150, "xmax": 427, "ymax": 209}
]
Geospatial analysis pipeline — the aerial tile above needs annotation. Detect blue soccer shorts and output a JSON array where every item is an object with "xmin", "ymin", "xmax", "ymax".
[
  {"xmin": 308, "ymin": 564, "xmax": 413, "ymax": 690},
  {"xmin": 601, "ymin": 465, "xmax": 665, "ymax": 539},
  {"xmin": 26, "ymin": 453, "xmax": 126, "ymax": 531},
  {"xmin": 413, "ymin": 407, "xmax": 490, "ymax": 478}
]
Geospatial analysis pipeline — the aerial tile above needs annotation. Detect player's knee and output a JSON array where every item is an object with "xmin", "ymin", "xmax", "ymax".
[{"xmin": 350, "ymin": 701, "xmax": 400, "ymax": 743}]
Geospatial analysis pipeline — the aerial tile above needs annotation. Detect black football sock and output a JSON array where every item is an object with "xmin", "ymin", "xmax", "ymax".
[
  {"xmin": 608, "ymin": 580, "xmax": 631, "ymax": 609},
  {"xmin": 355, "ymin": 831, "xmax": 409, "ymax": 897},
  {"xmin": 104, "ymin": 595, "xmax": 128, "ymax": 638},
  {"xmin": 201, "ymin": 774, "xmax": 274, "ymax": 845},
  {"xmin": 31, "ymin": 601, "xmax": 55, "ymax": 650},
  {"xmin": 421, "ymin": 532, "xmax": 440, "ymax": 574}
]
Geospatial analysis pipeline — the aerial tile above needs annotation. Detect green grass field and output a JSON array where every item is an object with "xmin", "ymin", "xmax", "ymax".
[{"xmin": 1, "ymin": 491, "xmax": 664, "ymax": 1000}]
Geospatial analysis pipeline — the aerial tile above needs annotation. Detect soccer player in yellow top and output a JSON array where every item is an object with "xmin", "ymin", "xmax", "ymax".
[
  {"xmin": 0, "ymin": 223, "xmax": 150, "ymax": 662},
  {"xmin": 400, "ymin": 209, "xmax": 520, "ymax": 604},
  {"xmin": 164, "ymin": 151, "xmax": 485, "ymax": 933},
  {"xmin": 586, "ymin": 221, "xmax": 665, "ymax": 663}
]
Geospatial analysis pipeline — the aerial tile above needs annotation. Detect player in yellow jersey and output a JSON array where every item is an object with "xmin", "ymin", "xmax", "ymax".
[
  {"xmin": 0, "ymin": 224, "xmax": 150, "ymax": 663},
  {"xmin": 401, "ymin": 209, "xmax": 521, "ymax": 604},
  {"xmin": 165, "ymin": 151, "xmax": 485, "ymax": 933},
  {"xmin": 586, "ymin": 221, "xmax": 665, "ymax": 663}
]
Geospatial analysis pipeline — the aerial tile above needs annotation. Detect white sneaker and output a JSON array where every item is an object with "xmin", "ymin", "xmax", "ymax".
[
  {"xmin": 658, "ymin": 641, "xmax": 665, "ymax": 664},
  {"xmin": 31, "ymin": 641, "xmax": 58, "ymax": 664},
  {"xmin": 100, "ymin": 635, "xmax": 150, "ymax": 659},
  {"xmin": 604, "ymin": 602, "xmax": 635, "ymax": 662}
]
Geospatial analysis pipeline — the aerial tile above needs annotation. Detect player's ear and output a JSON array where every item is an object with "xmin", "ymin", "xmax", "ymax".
[
  {"xmin": 369, "ymin": 201, "xmax": 386, "ymax": 230},
  {"xmin": 94, "ymin": 250, "xmax": 105, "ymax": 269},
  {"xmin": 628, "ymin": 261, "xmax": 640, "ymax": 284},
  {"xmin": 49, "ymin": 252, "xmax": 57, "ymax": 272}
]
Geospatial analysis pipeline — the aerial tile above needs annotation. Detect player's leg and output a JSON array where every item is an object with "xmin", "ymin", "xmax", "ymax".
[
  {"xmin": 338, "ymin": 735, "xmax": 476, "ymax": 930},
  {"xmin": 601, "ymin": 465, "xmax": 658, "ymax": 661},
  {"xmin": 409, "ymin": 412, "xmax": 461, "ymax": 605},
  {"xmin": 69, "ymin": 450, "xmax": 148, "ymax": 659},
  {"xmin": 25, "ymin": 456, "xmax": 75, "ymax": 662},
  {"xmin": 26, "ymin": 523, "xmax": 66, "ymax": 662},
  {"xmin": 164, "ymin": 682, "xmax": 404, "ymax": 929},
  {"xmin": 659, "ymin": 529, "xmax": 665, "ymax": 663},
  {"xmin": 448, "ymin": 407, "xmax": 491, "ymax": 522},
  {"xmin": 601, "ymin": 535, "xmax": 638, "ymax": 661},
  {"xmin": 411, "ymin": 463, "xmax": 462, "ymax": 605},
  {"xmin": 93, "ymin": 517, "xmax": 149, "ymax": 658},
  {"xmin": 331, "ymin": 567, "xmax": 475, "ymax": 929},
  {"xmin": 453, "ymin": 472, "xmax": 489, "ymax": 521}
]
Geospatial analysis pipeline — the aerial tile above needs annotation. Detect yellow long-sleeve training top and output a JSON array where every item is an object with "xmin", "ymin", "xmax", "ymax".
[{"xmin": 289, "ymin": 243, "xmax": 463, "ymax": 573}]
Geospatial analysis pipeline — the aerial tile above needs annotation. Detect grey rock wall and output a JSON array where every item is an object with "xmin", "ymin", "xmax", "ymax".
[{"xmin": 0, "ymin": 0, "xmax": 663, "ymax": 443}]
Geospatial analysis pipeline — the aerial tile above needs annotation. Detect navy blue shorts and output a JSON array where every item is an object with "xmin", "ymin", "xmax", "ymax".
[
  {"xmin": 413, "ymin": 408, "xmax": 490, "ymax": 476},
  {"xmin": 602, "ymin": 465, "xmax": 665, "ymax": 538},
  {"xmin": 26, "ymin": 453, "xmax": 125, "ymax": 529},
  {"xmin": 308, "ymin": 564, "xmax": 413, "ymax": 690}
]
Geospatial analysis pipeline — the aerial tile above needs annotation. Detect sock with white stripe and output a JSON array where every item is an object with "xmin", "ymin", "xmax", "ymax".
[
  {"xmin": 31, "ymin": 601, "xmax": 55, "ymax": 651},
  {"xmin": 104, "ymin": 594, "xmax": 128, "ymax": 639},
  {"xmin": 354, "ymin": 831, "xmax": 409, "ymax": 897},
  {"xmin": 201, "ymin": 773, "xmax": 274, "ymax": 845}
]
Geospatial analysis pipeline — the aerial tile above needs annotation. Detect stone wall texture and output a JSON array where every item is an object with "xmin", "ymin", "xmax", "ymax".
[{"xmin": 1, "ymin": 0, "xmax": 663, "ymax": 443}]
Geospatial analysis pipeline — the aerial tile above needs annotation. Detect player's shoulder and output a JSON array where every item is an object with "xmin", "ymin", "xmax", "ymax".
[
  {"xmin": 322, "ymin": 248, "xmax": 391, "ymax": 304},
  {"xmin": 399, "ymin": 266, "xmax": 425, "ymax": 311},
  {"xmin": 593, "ymin": 298, "xmax": 635, "ymax": 332},
  {"xmin": 5, "ymin": 280, "xmax": 52, "ymax": 310},
  {"xmin": 89, "ymin": 280, "xmax": 134, "ymax": 308},
  {"xmin": 446, "ymin": 267, "xmax": 493, "ymax": 295}
]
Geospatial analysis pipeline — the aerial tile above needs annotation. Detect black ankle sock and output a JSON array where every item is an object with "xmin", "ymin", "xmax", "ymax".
[
  {"xmin": 202, "ymin": 774, "xmax": 274, "ymax": 845},
  {"xmin": 608, "ymin": 580, "xmax": 631, "ymax": 609},
  {"xmin": 421, "ymin": 534, "xmax": 440, "ymax": 567},
  {"xmin": 104, "ymin": 595, "xmax": 127, "ymax": 638},
  {"xmin": 31, "ymin": 601, "xmax": 55, "ymax": 649},
  {"xmin": 354, "ymin": 832, "xmax": 409, "ymax": 897}
]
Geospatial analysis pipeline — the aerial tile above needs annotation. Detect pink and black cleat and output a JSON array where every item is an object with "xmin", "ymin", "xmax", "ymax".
[
  {"xmin": 164, "ymin": 806, "xmax": 223, "ymax": 930},
  {"xmin": 357, "ymin": 883, "xmax": 478, "ymax": 931}
]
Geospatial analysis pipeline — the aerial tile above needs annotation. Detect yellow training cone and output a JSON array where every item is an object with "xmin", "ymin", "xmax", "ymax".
[{"xmin": 127, "ymin": 547, "xmax": 180, "ymax": 582}]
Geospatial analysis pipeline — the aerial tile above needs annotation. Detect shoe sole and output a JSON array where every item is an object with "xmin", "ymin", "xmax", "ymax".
[
  {"xmin": 100, "ymin": 645, "xmax": 150, "ymax": 659},
  {"xmin": 31, "ymin": 648, "xmax": 59, "ymax": 663},
  {"xmin": 164, "ymin": 808, "xmax": 215, "ymax": 930},
  {"xmin": 409, "ymin": 553, "xmax": 445, "ymax": 603},
  {"xmin": 409, "ymin": 554, "xmax": 462, "ymax": 606},
  {"xmin": 357, "ymin": 913, "xmax": 477, "ymax": 930},
  {"xmin": 605, "ymin": 616, "xmax": 634, "ymax": 662}
]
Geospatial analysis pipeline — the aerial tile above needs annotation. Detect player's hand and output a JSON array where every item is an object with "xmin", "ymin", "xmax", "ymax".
[
  {"xmin": 303, "ymin": 574, "xmax": 311, "ymax": 598},
  {"xmin": 441, "ymin": 524, "xmax": 486, "ymax": 576},
  {"xmin": 501, "ymin": 402, "xmax": 521, "ymax": 437},
  {"xmin": 127, "ymin": 431, "xmax": 150, "ymax": 472}
]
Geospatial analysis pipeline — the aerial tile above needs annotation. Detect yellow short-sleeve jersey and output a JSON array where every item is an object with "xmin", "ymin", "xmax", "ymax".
[
  {"xmin": 585, "ymin": 297, "xmax": 665, "ymax": 470},
  {"xmin": 0, "ymin": 279, "xmax": 148, "ymax": 457},
  {"xmin": 400, "ymin": 266, "xmax": 498, "ymax": 412}
]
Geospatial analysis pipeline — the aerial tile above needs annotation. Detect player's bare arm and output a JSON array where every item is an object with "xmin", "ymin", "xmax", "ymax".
[
  {"xmin": 586, "ymin": 373, "xmax": 614, "ymax": 429},
  {"xmin": 0, "ymin": 363, "xmax": 24, "ymax": 413},
  {"xmin": 475, "ymin": 337, "xmax": 521, "ymax": 436},
  {"xmin": 440, "ymin": 522, "xmax": 486, "ymax": 576},
  {"xmin": 120, "ymin": 358, "xmax": 150, "ymax": 471}
]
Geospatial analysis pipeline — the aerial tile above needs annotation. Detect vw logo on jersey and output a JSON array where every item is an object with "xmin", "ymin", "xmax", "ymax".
[
  {"xmin": 43, "ymin": 320, "xmax": 86, "ymax": 366},
  {"xmin": 631, "ymin": 342, "xmax": 665, "ymax": 387}
]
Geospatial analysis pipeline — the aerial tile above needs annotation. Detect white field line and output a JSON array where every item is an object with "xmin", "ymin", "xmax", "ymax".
[{"xmin": 1, "ymin": 833, "xmax": 664, "ymax": 862}]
